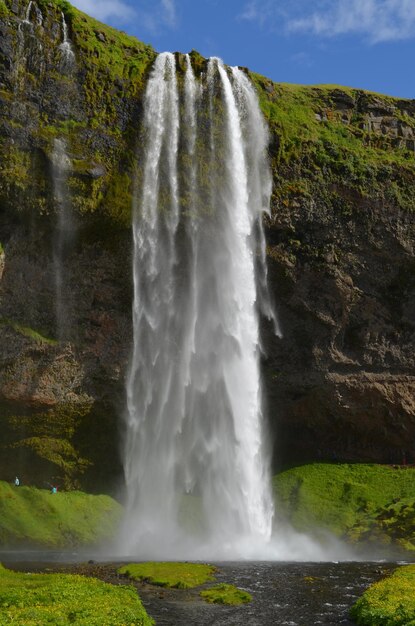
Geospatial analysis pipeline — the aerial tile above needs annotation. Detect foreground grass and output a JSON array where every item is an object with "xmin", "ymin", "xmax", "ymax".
[
  {"xmin": 118, "ymin": 562, "xmax": 216, "ymax": 589},
  {"xmin": 200, "ymin": 584, "xmax": 252, "ymax": 605},
  {"xmin": 273, "ymin": 464, "xmax": 415, "ymax": 551},
  {"xmin": 351, "ymin": 565, "xmax": 415, "ymax": 625},
  {"xmin": 0, "ymin": 564, "xmax": 153, "ymax": 625},
  {"xmin": 0, "ymin": 481, "xmax": 122, "ymax": 548}
]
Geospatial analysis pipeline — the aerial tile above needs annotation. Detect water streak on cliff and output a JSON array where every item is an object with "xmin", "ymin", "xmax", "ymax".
[
  {"xmin": 24, "ymin": 1, "xmax": 43, "ymax": 26},
  {"xmin": 51, "ymin": 138, "xmax": 74, "ymax": 341},
  {"xmin": 122, "ymin": 52, "xmax": 275, "ymax": 558}
]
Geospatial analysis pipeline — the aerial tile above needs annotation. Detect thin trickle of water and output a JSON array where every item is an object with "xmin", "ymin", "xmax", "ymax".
[
  {"xmin": 24, "ymin": 1, "xmax": 43, "ymax": 26},
  {"xmin": 122, "ymin": 53, "xmax": 276, "ymax": 559},
  {"xmin": 24, "ymin": 0, "xmax": 33, "ymax": 23},
  {"xmin": 14, "ymin": 1, "xmax": 45, "ymax": 85},
  {"xmin": 51, "ymin": 138, "xmax": 73, "ymax": 341},
  {"xmin": 58, "ymin": 12, "xmax": 75, "ymax": 71}
]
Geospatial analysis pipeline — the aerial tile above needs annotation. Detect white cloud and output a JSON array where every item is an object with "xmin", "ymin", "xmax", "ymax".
[
  {"xmin": 72, "ymin": 0, "xmax": 136, "ymax": 22},
  {"xmin": 72, "ymin": 0, "xmax": 178, "ymax": 30},
  {"xmin": 240, "ymin": 0, "xmax": 415, "ymax": 43},
  {"xmin": 291, "ymin": 51, "xmax": 313, "ymax": 68},
  {"xmin": 240, "ymin": 1, "xmax": 262, "ymax": 23},
  {"xmin": 161, "ymin": 0, "xmax": 177, "ymax": 27}
]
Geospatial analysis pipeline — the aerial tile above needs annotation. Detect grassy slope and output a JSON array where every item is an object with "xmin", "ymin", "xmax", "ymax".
[
  {"xmin": 274, "ymin": 463, "xmax": 415, "ymax": 551},
  {"xmin": 0, "ymin": 481, "xmax": 121, "ymax": 548},
  {"xmin": 351, "ymin": 565, "xmax": 415, "ymax": 626},
  {"xmin": 0, "ymin": 564, "xmax": 153, "ymax": 625}
]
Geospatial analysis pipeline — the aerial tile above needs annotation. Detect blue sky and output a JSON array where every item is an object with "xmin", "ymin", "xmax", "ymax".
[{"xmin": 72, "ymin": 0, "xmax": 415, "ymax": 98}]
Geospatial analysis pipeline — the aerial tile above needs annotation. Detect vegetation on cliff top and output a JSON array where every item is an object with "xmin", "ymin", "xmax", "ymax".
[
  {"xmin": 351, "ymin": 565, "xmax": 415, "ymax": 625},
  {"xmin": 0, "ymin": 564, "xmax": 153, "ymax": 625},
  {"xmin": 1, "ymin": 0, "xmax": 155, "ymax": 228},
  {"xmin": 274, "ymin": 463, "xmax": 415, "ymax": 553},
  {"xmin": 0, "ymin": 481, "xmax": 121, "ymax": 548},
  {"xmin": 1, "ymin": 0, "xmax": 414, "ymax": 233},
  {"xmin": 252, "ymin": 75, "xmax": 415, "ymax": 221}
]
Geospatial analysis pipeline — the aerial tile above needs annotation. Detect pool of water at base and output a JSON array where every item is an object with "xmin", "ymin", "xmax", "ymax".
[
  {"xmin": 0, "ymin": 555, "xmax": 406, "ymax": 626},
  {"xmin": 138, "ymin": 561, "xmax": 399, "ymax": 626}
]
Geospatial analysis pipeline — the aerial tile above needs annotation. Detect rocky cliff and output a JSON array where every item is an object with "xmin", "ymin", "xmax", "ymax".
[{"xmin": 0, "ymin": 0, "xmax": 414, "ymax": 490}]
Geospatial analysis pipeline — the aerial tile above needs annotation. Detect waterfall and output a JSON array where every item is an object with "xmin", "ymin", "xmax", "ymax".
[
  {"xmin": 51, "ymin": 138, "xmax": 73, "ymax": 341},
  {"xmin": 58, "ymin": 12, "xmax": 75, "ymax": 72},
  {"xmin": 122, "ymin": 53, "xmax": 275, "ymax": 559},
  {"xmin": 24, "ymin": 1, "xmax": 43, "ymax": 26},
  {"xmin": 15, "ymin": 1, "xmax": 44, "ymax": 85}
]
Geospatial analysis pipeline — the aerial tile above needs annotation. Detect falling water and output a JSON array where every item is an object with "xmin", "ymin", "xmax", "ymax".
[
  {"xmin": 58, "ymin": 12, "xmax": 75, "ymax": 71},
  {"xmin": 122, "ymin": 53, "xmax": 275, "ymax": 559},
  {"xmin": 24, "ymin": 1, "xmax": 43, "ymax": 26},
  {"xmin": 15, "ymin": 1, "xmax": 44, "ymax": 86},
  {"xmin": 51, "ymin": 138, "xmax": 73, "ymax": 341}
]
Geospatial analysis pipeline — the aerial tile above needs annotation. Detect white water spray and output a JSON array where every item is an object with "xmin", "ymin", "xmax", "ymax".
[
  {"xmin": 121, "ymin": 53, "xmax": 276, "ymax": 559},
  {"xmin": 51, "ymin": 138, "xmax": 73, "ymax": 341}
]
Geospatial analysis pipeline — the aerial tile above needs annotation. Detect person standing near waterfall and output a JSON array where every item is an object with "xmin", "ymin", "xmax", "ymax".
[{"xmin": 14, "ymin": 476, "xmax": 20, "ymax": 487}]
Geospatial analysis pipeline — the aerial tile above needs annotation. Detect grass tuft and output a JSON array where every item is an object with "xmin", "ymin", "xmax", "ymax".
[
  {"xmin": 200, "ymin": 583, "xmax": 252, "ymax": 605},
  {"xmin": 118, "ymin": 562, "xmax": 216, "ymax": 589}
]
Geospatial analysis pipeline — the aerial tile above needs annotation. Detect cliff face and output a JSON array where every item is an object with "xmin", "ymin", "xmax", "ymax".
[
  {"xmin": 0, "ymin": 0, "xmax": 414, "ymax": 490},
  {"xmin": 0, "ymin": 0, "xmax": 155, "ymax": 490},
  {"xmin": 257, "ymin": 81, "xmax": 415, "ymax": 467}
]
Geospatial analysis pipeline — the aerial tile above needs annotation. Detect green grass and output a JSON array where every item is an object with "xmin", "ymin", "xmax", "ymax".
[
  {"xmin": 118, "ymin": 562, "xmax": 216, "ymax": 589},
  {"xmin": 200, "ymin": 584, "xmax": 252, "ymax": 605},
  {"xmin": 273, "ymin": 464, "xmax": 415, "ymax": 550},
  {"xmin": 0, "ymin": 481, "xmax": 122, "ymax": 548},
  {"xmin": 351, "ymin": 565, "xmax": 415, "ymax": 625},
  {"xmin": 253, "ymin": 77, "xmax": 415, "ymax": 168},
  {"xmin": 0, "ymin": 564, "xmax": 153, "ymax": 625}
]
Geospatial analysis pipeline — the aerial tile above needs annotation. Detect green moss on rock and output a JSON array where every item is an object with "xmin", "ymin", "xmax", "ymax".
[
  {"xmin": 201, "ymin": 584, "xmax": 252, "ymax": 605},
  {"xmin": 0, "ymin": 318, "xmax": 57, "ymax": 345},
  {"xmin": 0, "ymin": 1, "xmax": 9, "ymax": 18}
]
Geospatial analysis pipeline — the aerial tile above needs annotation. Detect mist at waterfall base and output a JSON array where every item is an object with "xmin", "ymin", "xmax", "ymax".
[{"xmin": 117, "ymin": 52, "xmax": 352, "ymax": 562}]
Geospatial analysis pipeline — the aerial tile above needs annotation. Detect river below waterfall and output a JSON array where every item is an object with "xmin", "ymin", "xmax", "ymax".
[
  {"xmin": 137, "ymin": 561, "xmax": 396, "ymax": 626},
  {"xmin": 1, "ymin": 556, "xmax": 403, "ymax": 626}
]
